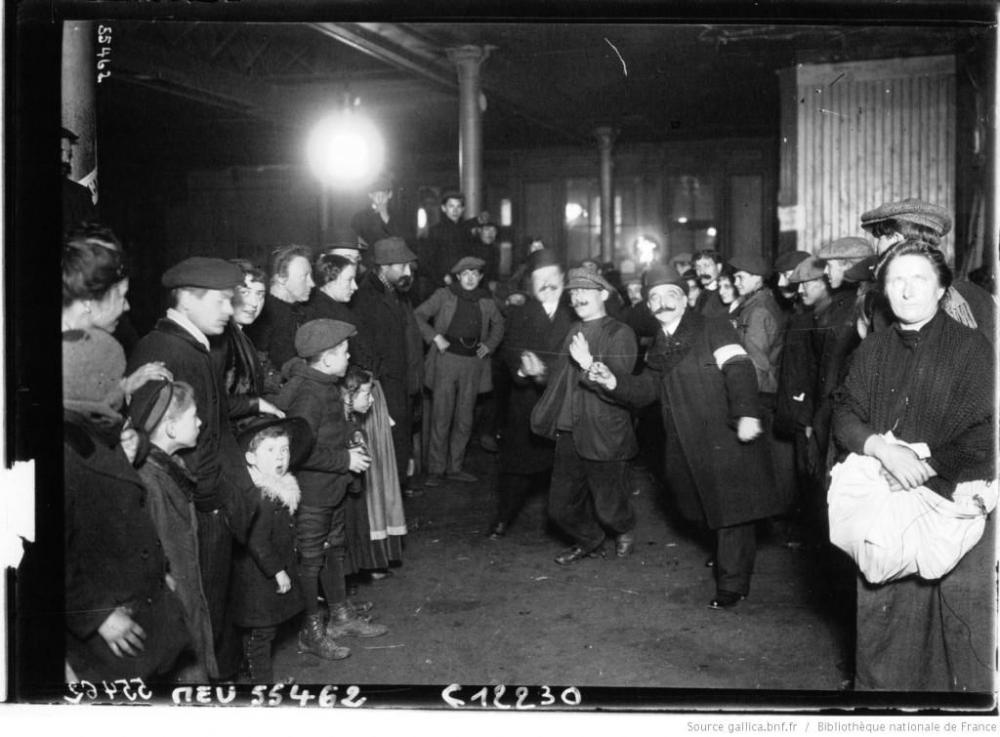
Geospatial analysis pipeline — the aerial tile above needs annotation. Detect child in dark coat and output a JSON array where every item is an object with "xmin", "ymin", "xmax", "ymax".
[
  {"xmin": 230, "ymin": 414, "xmax": 312, "ymax": 683},
  {"xmin": 276, "ymin": 319, "xmax": 388, "ymax": 662}
]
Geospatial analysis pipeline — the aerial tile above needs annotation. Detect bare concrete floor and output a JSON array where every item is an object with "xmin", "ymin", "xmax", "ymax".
[{"xmin": 271, "ymin": 445, "xmax": 858, "ymax": 697}]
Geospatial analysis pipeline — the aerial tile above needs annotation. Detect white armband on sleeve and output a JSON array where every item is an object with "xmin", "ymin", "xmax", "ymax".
[{"xmin": 713, "ymin": 343, "xmax": 748, "ymax": 370}]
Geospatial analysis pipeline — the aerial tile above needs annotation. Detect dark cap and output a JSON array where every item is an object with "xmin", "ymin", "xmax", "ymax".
[
  {"xmin": 860, "ymin": 198, "xmax": 952, "ymax": 236},
  {"xmin": 162, "ymin": 257, "xmax": 244, "ymax": 290},
  {"xmin": 235, "ymin": 414, "xmax": 315, "ymax": 470},
  {"xmin": 368, "ymin": 174, "xmax": 393, "ymax": 192},
  {"xmin": 817, "ymin": 236, "xmax": 874, "ymax": 260},
  {"xmin": 451, "ymin": 256, "xmax": 486, "ymax": 274},
  {"xmin": 294, "ymin": 319, "xmax": 357, "ymax": 358},
  {"xmin": 728, "ymin": 253, "xmax": 771, "ymax": 278},
  {"xmin": 526, "ymin": 248, "xmax": 562, "ymax": 273},
  {"xmin": 788, "ymin": 256, "xmax": 828, "ymax": 284},
  {"xmin": 566, "ymin": 267, "xmax": 614, "ymax": 292},
  {"xmin": 642, "ymin": 264, "xmax": 688, "ymax": 297},
  {"xmin": 372, "ymin": 237, "xmax": 417, "ymax": 265},
  {"xmin": 127, "ymin": 379, "xmax": 175, "ymax": 435},
  {"xmin": 844, "ymin": 255, "xmax": 878, "ymax": 283},
  {"xmin": 774, "ymin": 250, "xmax": 812, "ymax": 273}
]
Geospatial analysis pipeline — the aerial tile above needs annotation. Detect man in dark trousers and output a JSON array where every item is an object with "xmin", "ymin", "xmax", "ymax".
[
  {"xmin": 351, "ymin": 236, "xmax": 424, "ymax": 498},
  {"xmin": 586, "ymin": 265, "xmax": 782, "ymax": 609},
  {"xmin": 525, "ymin": 267, "xmax": 638, "ymax": 565},
  {"xmin": 487, "ymin": 249, "xmax": 575, "ymax": 538},
  {"xmin": 127, "ymin": 257, "xmax": 256, "ymax": 676}
]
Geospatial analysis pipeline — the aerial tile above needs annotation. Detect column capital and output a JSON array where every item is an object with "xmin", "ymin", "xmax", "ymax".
[{"xmin": 447, "ymin": 44, "xmax": 492, "ymax": 72}]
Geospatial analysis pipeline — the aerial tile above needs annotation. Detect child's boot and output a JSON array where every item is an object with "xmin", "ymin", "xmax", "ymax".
[
  {"xmin": 326, "ymin": 602, "xmax": 388, "ymax": 638},
  {"xmin": 298, "ymin": 613, "xmax": 351, "ymax": 659}
]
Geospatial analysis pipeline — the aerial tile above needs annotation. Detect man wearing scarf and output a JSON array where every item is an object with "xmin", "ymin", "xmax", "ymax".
[{"xmin": 415, "ymin": 255, "xmax": 505, "ymax": 485}]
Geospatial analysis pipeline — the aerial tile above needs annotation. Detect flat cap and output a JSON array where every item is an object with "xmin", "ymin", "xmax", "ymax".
[
  {"xmin": 294, "ymin": 318, "xmax": 357, "ymax": 358},
  {"xmin": 642, "ymin": 264, "xmax": 688, "ymax": 297},
  {"xmin": 860, "ymin": 198, "xmax": 952, "ymax": 236},
  {"xmin": 451, "ymin": 256, "xmax": 487, "ymax": 274},
  {"xmin": 774, "ymin": 250, "xmax": 812, "ymax": 273},
  {"xmin": 728, "ymin": 253, "xmax": 771, "ymax": 278},
  {"xmin": 62, "ymin": 328, "xmax": 126, "ymax": 410},
  {"xmin": 788, "ymin": 256, "xmax": 828, "ymax": 284},
  {"xmin": 235, "ymin": 414, "xmax": 315, "ymax": 470},
  {"xmin": 844, "ymin": 255, "xmax": 878, "ymax": 283},
  {"xmin": 817, "ymin": 236, "xmax": 874, "ymax": 260},
  {"xmin": 372, "ymin": 236, "xmax": 417, "ymax": 265},
  {"xmin": 162, "ymin": 257, "xmax": 244, "ymax": 290},
  {"xmin": 526, "ymin": 248, "xmax": 562, "ymax": 273},
  {"xmin": 566, "ymin": 267, "xmax": 614, "ymax": 292},
  {"xmin": 127, "ymin": 379, "xmax": 175, "ymax": 435}
]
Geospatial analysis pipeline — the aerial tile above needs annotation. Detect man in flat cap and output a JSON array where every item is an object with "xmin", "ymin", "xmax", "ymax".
[
  {"xmin": 127, "ymin": 256, "xmax": 259, "ymax": 677},
  {"xmin": 414, "ymin": 256, "xmax": 505, "ymax": 485},
  {"xmin": 859, "ymin": 198, "xmax": 995, "ymax": 343},
  {"xmin": 487, "ymin": 249, "xmax": 576, "ymax": 539},
  {"xmin": 352, "ymin": 237, "xmax": 424, "ymax": 498},
  {"xmin": 585, "ymin": 264, "xmax": 780, "ymax": 609},
  {"xmin": 524, "ymin": 267, "xmax": 638, "ymax": 565},
  {"xmin": 730, "ymin": 254, "xmax": 785, "ymax": 399}
]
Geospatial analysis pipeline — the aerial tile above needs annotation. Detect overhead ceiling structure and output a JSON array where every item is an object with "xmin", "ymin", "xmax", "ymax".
[{"xmin": 99, "ymin": 20, "xmax": 993, "ymax": 169}]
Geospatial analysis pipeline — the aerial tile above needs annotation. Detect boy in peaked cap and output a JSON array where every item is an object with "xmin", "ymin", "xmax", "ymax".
[
  {"xmin": 414, "ymin": 255, "xmax": 505, "ymax": 486},
  {"xmin": 274, "ymin": 319, "xmax": 388, "ymax": 662}
]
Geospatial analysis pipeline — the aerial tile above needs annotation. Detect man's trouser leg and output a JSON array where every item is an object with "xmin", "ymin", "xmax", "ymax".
[{"xmin": 547, "ymin": 432, "xmax": 605, "ymax": 551}]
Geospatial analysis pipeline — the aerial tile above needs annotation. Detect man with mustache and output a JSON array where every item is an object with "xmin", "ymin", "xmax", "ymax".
[
  {"xmin": 693, "ymin": 249, "xmax": 730, "ymax": 318},
  {"xmin": 585, "ymin": 265, "xmax": 780, "ymax": 609},
  {"xmin": 487, "ymin": 249, "xmax": 575, "ymax": 539},
  {"xmin": 525, "ymin": 267, "xmax": 639, "ymax": 565},
  {"xmin": 351, "ymin": 237, "xmax": 424, "ymax": 499},
  {"xmin": 127, "ymin": 257, "xmax": 259, "ymax": 675}
]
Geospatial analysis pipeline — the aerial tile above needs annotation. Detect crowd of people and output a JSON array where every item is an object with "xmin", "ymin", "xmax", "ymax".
[{"xmin": 61, "ymin": 184, "xmax": 996, "ymax": 693}]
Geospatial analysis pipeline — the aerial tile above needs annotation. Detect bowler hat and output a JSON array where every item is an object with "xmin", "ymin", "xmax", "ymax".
[
  {"xmin": 860, "ymin": 198, "xmax": 952, "ymax": 236},
  {"xmin": 162, "ymin": 257, "xmax": 244, "ymax": 290},
  {"xmin": 642, "ymin": 264, "xmax": 688, "ymax": 297},
  {"xmin": 526, "ymin": 248, "xmax": 561, "ymax": 273},
  {"xmin": 372, "ymin": 237, "xmax": 417, "ymax": 265},
  {"xmin": 566, "ymin": 267, "xmax": 614, "ymax": 292},
  {"xmin": 235, "ymin": 414, "xmax": 315, "ymax": 470},
  {"xmin": 451, "ymin": 256, "xmax": 487, "ymax": 274},
  {"xmin": 774, "ymin": 250, "xmax": 812, "ymax": 273},
  {"xmin": 788, "ymin": 256, "xmax": 828, "ymax": 284},
  {"xmin": 294, "ymin": 319, "xmax": 357, "ymax": 358},
  {"xmin": 729, "ymin": 253, "xmax": 771, "ymax": 278},
  {"xmin": 818, "ymin": 236, "xmax": 874, "ymax": 260}
]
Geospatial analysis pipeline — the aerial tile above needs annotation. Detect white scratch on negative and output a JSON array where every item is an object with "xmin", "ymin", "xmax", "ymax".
[{"xmin": 604, "ymin": 37, "xmax": 628, "ymax": 77}]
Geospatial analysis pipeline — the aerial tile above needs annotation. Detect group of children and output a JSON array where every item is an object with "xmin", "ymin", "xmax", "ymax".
[{"xmin": 120, "ymin": 318, "xmax": 387, "ymax": 682}]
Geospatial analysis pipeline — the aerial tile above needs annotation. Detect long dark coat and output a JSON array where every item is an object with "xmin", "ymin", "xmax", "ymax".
[
  {"xmin": 498, "ymin": 297, "xmax": 576, "ymax": 473},
  {"xmin": 231, "ymin": 491, "xmax": 304, "ymax": 629},
  {"xmin": 245, "ymin": 293, "xmax": 309, "ymax": 382},
  {"xmin": 611, "ymin": 310, "xmax": 787, "ymax": 529},
  {"xmin": 128, "ymin": 318, "xmax": 256, "ymax": 540},
  {"xmin": 64, "ymin": 410, "xmax": 189, "ymax": 681}
]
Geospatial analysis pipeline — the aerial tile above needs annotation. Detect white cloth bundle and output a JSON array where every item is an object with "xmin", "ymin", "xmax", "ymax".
[{"xmin": 828, "ymin": 433, "xmax": 996, "ymax": 584}]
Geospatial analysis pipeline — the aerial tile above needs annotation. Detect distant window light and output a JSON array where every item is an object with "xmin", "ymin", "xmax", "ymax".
[
  {"xmin": 706, "ymin": 227, "xmax": 718, "ymax": 238},
  {"xmin": 417, "ymin": 208, "xmax": 428, "ymax": 230},
  {"xmin": 677, "ymin": 217, "xmax": 689, "ymax": 224},
  {"xmin": 565, "ymin": 202, "xmax": 585, "ymax": 223},
  {"xmin": 500, "ymin": 199, "xmax": 512, "ymax": 227}
]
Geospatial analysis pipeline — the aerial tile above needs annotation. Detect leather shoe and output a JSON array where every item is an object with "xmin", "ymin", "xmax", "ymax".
[
  {"xmin": 480, "ymin": 434, "xmax": 499, "ymax": 453},
  {"xmin": 447, "ymin": 471, "xmax": 478, "ymax": 483},
  {"xmin": 554, "ymin": 544, "xmax": 605, "ymax": 566},
  {"xmin": 403, "ymin": 486, "xmax": 424, "ymax": 499},
  {"xmin": 707, "ymin": 591, "xmax": 745, "ymax": 609},
  {"xmin": 487, "ymin": 521, "xmax": 508, "ymax": 539},
  {"xmin": 614, "ymin": 532, "xmax": 635, "ymax": 558},
  {"xmin": 423, "ymin": 474, "xmax": 444, "ymax": 488}
]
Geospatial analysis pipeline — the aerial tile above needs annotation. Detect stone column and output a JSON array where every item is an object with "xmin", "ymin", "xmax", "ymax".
[
  {"xmin": 61, "ymin": 21, "xmax": 98, "ymax": 202},
  {"xmin": 448, "ymin": 45, "xmax": 491, "ymax": 216},
  {"xmin": 594, "ymin": 126, "xmax": 617, "ymax": 263}
]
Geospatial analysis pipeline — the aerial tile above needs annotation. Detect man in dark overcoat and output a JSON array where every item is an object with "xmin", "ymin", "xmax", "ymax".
[
  {"xmin": 587, "ymin": 265, "xmax": 784, "ymax": 608},
  {"xmin": 127, "ymin": 257, "xmax": 256, "ymax": 675},
  {"xmin": 351, "ymin": 237, "xmax": 424, "ymax": 496},
  {"xmin": 487, "ymin": 249, "xmax": 575, "ymax": 538}
]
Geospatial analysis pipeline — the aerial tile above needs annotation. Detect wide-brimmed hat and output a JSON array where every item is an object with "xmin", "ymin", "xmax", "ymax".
[
  {"xmin": 372, "ymin": 237, "xmax": 417, "ymax": 265},
  {"xmin": 235, "ymin": 414, "xmax": 315, "ymax": 470}
]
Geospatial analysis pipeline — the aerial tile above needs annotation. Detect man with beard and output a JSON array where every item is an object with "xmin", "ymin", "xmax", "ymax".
[
  {"xmin": 487, "ymin": 249, "xmax": 575, "ymax": 538},
  {"xmin": 692, "ymin": 249, "xmax": 730, "ymax": 318},
  {"xmin": 525, "ymin": 268, "xmax": 638, "ymax": 565},
  {"xmin": 351, "ymin": 237, "xmax": 424, "ymax": 499},
  {"xmin": 246, "ymin": 245, "xmax": 315, "ymax": 382},
  {"xmin": 127, "ymin": 257, "xmax": 258, "ymax": 675},
  {"xmin": 586, "ymin": 265, "xmax": 779, "ymax": 609}
]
